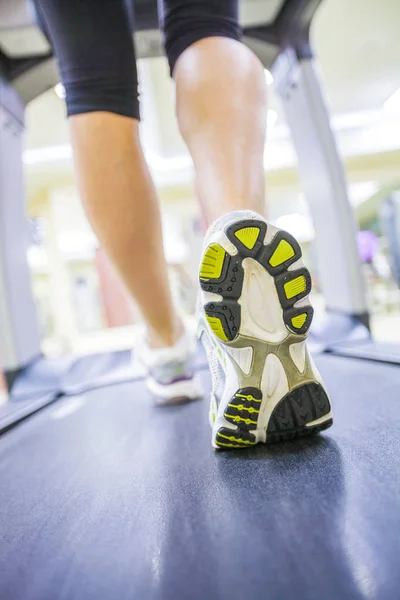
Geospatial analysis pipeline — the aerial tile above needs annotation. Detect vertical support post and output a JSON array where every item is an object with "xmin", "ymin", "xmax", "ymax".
[
  {"xmin": 273, "ymin": 48, "xmax": 369, "ymax": 323},
  {"xmin": 0, "ymin": 75, "xmax": 41, "ymax": 387}
]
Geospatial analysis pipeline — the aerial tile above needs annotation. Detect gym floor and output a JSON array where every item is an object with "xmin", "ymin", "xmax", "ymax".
[{"xmin": 1, "ymin": 353, "xmax": 399, "ymax": 600}]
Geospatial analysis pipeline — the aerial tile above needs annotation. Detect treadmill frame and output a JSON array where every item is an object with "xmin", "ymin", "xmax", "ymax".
[{"xmin": 0, "ymin": 0, "xmax": 368, "ymax": 391}]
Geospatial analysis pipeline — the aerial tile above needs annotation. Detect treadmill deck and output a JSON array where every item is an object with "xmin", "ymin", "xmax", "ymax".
[{"xmin": 0, "ymin": 354, "xmax": 399, "ymax": 600}]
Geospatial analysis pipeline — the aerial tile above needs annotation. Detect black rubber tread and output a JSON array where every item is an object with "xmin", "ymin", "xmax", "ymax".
[
  {"xmin": 223, "ymin": 387, "xmax": 262, "ymax": 429},
  {"xmin": 225, "ymin": 219, "xmax": 268, "ymax": 258},
  {"xmin": 259, "ymin": 230, "xmax": 303, "ymax": 275},
  {"xmin": 216, "ymin": 426, "xmax": 257, "ymax": 449},
  {"xmin": 267, "ymin": 419, "xmax": 333, "ymax": 444},
  {"xmin": 200, "ymin": 246, "xmax": 231, "ymax": 286},
  {"xmin": 215, "ymin": 387, "xmax": 262, "ymax": 448},
  {"xmin": 204, "ymin": 301, "xmax": 241, "ymax": 342},
  {"xmin": 274, "ymin": 267, "xmax": 312, "ymax": 310},
  {"xmin": 266, "ymin": 382, "xmax": 332, "ymax": 444},
  {"xmin": 284, "ymin": 305, "xmax": 314, "ymax": 336},
  {"xmin": 200, "ymin": 219, "xmax": 314, "ymax": 342},
  {"xmin": 200, "ymin": 252, "xmax": 244, "ymax": 300}
]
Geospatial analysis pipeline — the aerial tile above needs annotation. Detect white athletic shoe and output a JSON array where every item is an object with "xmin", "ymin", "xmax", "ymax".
[
  {"xmin": 198, "ymin": 210, "xmax": 333, "ymax": 449},
  {"xmin": 137, "ymin": 325, "xmax": 203, "ymax": 405}
]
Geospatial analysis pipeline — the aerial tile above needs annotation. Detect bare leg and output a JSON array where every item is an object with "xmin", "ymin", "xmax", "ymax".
[
  {"xmin": 70, "ymin": 113, "xmax": 181, "ymax": 348},
  {"xmin": 174, "ymin": 38, "xmax": 268, "ymax": 224}
]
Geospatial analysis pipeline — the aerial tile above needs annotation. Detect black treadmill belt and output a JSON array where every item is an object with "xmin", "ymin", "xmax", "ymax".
[
  {"xmin": 0, "ymin": 347, "xmax": 209, "ymax": 435},
  {"xmin": 0, "ymin": 355, "xmax": 399, "ymax": 600}
]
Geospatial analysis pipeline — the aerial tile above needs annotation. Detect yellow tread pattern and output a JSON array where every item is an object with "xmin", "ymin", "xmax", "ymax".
[
  {"xmin": 200, "ymin": 243, "xmax": 226, "ymax": 281},
  {"xmin": 216, "ymin": 432, "xmax": 256, "ymax": 446},
  {"xmin": 284, "ymin": 275, "xmax": 307, "ymax": 299},
  {"xmin": 269, "ymin": 239, "xmax": 295, "ymax": 267},
  {"xmin": 215, "ymin": 442, "xmax": 251, "ymax": 448},
  {"xmin": 234, "ymin": 227, "xmax": 260, "ymax": 249},
  {"xmin": 224, "ymin": 414, "xmax": 258, "ymax": 426},
  {"xmin": 291, "ymin": 313, "xmax": 308, "ymax": 329},
  {"xmin": 206, "ymin": 315, "xmax": 229, "ymax": 342},
  {"xmin": 228, "ymin": 403, "xmax": 259, "ymax": 414},
  {"xmin": 236, "ymin": 393, "xmax": 261, "ymax": 403}
]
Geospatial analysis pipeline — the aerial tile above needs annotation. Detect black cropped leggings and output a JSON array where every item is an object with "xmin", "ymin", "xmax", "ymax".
[{"xmin": 33, "ymin": 0, "xmax": 241, "ymax": 120}]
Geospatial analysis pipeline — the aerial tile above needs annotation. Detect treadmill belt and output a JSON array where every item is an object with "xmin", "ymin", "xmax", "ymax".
[{"xmin": 0, "ymin": 355, "xmax": 399, "ymax": 600}]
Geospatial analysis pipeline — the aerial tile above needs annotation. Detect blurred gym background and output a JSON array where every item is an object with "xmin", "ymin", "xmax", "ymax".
[{"xmin": 3, "ymin": 0, "xmax": 398, "ymax": 401}]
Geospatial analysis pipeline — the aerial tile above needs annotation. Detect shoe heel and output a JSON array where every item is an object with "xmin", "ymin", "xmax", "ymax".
[
  {"xmin": 201, "ymin": 216, "xmax": 333, "ymax": 450},
  {"xmin": 266, "ymin": 382, "xmax": 333, "ymax": 443},
  {"xmin": 214, "ymin": 387, "xmax": 262, "ymax": 449}
]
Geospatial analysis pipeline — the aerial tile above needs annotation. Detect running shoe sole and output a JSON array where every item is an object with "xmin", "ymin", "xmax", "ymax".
[{"xmin": 199, "ymin": 217, "xmax": 333, "ymax": 449}]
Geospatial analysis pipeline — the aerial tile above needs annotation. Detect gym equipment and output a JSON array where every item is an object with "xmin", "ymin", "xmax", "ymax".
[
  {"xmin": 1, "ymin": 2, "xmax": 399, "ymax": 598},
  {"xmin": 0, "ymin": 0, "xmax": 372, "ymax": 393}
]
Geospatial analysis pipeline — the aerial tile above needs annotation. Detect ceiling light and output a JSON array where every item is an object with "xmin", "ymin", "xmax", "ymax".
[
  {"xmin": 275, "ymin": 214, "xmax": 314, "ymax": 243},
  {"xmin": 23, "ymin": 145, "xmax": 72, "ymax": 165},
  {"xmin": 54, "ymin": 83, "xmax": 66, "ymax": 99},
  {"xmin": 331, "ymin": 110, "xmax": 381, "ymax": 130},
  {"xmin": 348, "ymin": 181, "xmax": 379, "ymax": 207}
]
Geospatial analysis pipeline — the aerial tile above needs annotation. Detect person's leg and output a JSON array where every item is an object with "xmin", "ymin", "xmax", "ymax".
[
  {"xmin": 159, "ymin": 1, "xmax": 267, "ymax": 224},
  {"xmin": 160, "ymin": 1, "xmax": 333, "ymax": 447},
  {"xmin": 34, "ymin": 0, "xmax": 180, "ymax": 349},
  {"xmin": 175, "ymin": 38, "xmax": 267, "ymax": 224},
  {"xmin": 70, "ymin": 115, "xmax": 181, "ymax": 349}
]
